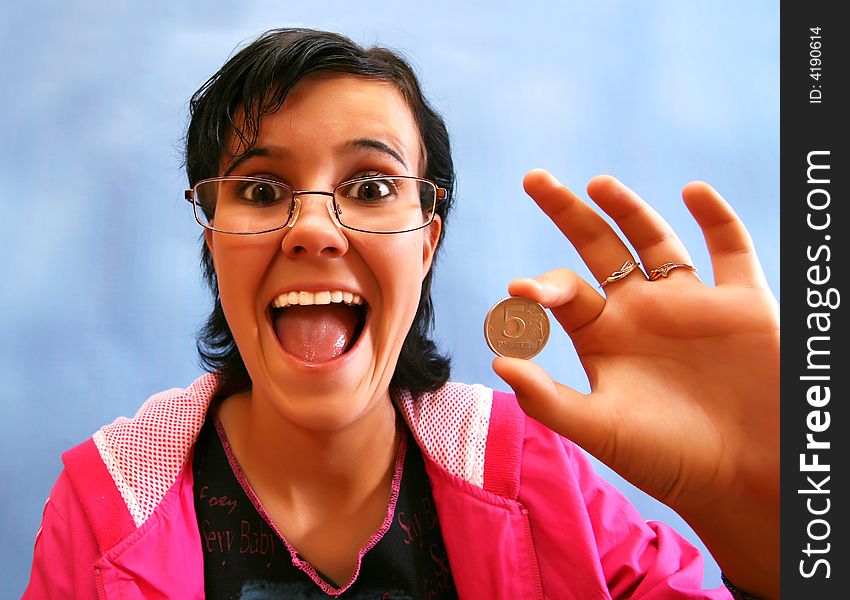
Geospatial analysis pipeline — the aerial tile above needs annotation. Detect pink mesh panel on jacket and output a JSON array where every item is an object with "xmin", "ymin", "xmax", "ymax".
[
  {"xmin": 394, "ymin": 382, "xmax": 493, "ymax": 488},
  {"xmin": 92, "ymin": 374, "xmax": 219, "ymax": 526}
]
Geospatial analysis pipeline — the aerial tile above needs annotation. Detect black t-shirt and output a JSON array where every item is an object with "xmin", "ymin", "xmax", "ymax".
[{"xmin": 193, "ymin": 412, "xmax": 458, "ymax": 600}]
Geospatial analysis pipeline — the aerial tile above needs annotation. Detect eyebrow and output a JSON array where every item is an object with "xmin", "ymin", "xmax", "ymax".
[
  {"xmin": 222, "ymin": 138, "xmax": 409, "ymax": 176},
  {"xmin": 223, "ymin": 148, "xmax": 273, "ymax": 176},
  {"xmin": 343, "ymin": 138, "xmax": 408, "ymax": 170}
]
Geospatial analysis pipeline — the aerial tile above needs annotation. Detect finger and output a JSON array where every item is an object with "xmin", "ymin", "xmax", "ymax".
[
  {"xmin": 586, "ymin": 175, "xmax": 700, "ymax": 283},
  {"xmin": 508, "ymin": 269, "xmax": 605, "ymax": 333},
  {"xmin": 682, "ymin": 181, "xmax": 769, "ymax": 287},
  {"xmin": 492, "ymin": 357, "xmax": 608, "ymax": 456},
  {"xmin": 523, "ymin": 169, "xmax": 641, "ymax": 290}
]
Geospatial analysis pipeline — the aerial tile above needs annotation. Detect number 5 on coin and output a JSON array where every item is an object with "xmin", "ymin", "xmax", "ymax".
[{"xmin": 484, "ymin": 297, "xmax": 550, "ymax": 359}]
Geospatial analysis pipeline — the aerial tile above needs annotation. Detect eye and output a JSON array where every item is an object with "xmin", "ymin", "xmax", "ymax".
[
  {"xmin": 234, "ymin": 179, "xmax": 289, "ymax": 206},
  {"xmin": 338, "ymin": 177, "xmax": 398, "ymax": 204}
]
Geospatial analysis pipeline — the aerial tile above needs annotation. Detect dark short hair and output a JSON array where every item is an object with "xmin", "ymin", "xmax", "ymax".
[{"xmin": 185, "ymin": 28, "xmax": 454, "ymax": 398}]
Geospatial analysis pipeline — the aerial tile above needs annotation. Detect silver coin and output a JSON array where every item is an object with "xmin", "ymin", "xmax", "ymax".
[{"xmin": 484, "ymin": 297, "xmax": 550, "ymax": 359}]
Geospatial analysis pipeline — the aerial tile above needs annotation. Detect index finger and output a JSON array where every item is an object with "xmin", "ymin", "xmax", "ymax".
[{"xmin": 523, "ymin": 169, "xmax": 639, "ymax": 287}]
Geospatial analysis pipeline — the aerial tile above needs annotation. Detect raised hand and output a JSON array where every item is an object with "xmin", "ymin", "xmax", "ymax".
[{"xmin": 492, "ymin": 169, "xmax": 780, "ymax": 599}]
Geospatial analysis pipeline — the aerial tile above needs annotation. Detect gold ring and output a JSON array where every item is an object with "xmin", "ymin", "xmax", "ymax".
[
  {"xmin": 599, "ymin": 260, "xmax": 640, "ymax": 288},
  {"xmin": 648, "ymin": 262, "xmax": 697, "ymax": 281}
]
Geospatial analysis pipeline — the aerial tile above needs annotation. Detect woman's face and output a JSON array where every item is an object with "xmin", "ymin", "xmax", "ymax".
[{"xmin": 205, "ymin": 75, "xmax": 441, "ymax": 431}]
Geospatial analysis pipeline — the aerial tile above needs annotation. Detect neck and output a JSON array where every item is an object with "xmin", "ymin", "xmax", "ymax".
[{"xmin": 217, "ymin": 388, "xmax": 401, "ymax": 514}]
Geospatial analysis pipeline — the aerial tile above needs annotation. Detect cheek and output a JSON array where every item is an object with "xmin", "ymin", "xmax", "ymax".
[
  {"xmin": 364, "ymin": 238, "xmax": 428, "ymax": 318},
  {"xmin": 211, "ymin": 237, "xmax": 278, "ymax": 336}
]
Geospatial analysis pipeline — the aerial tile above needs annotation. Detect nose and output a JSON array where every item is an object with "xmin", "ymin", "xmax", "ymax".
[{"xmin": 281, "ymin": 193, "xmax": 349, "ymax": 258}]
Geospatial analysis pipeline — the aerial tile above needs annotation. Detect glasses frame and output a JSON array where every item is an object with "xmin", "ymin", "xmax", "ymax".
[{"xmin": 185, "ymin": 175, "xmax": 448, "ymax": 235}]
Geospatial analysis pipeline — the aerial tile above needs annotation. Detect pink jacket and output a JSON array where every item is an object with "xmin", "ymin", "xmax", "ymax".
[{"xmin": 24, "ymin": 374, "xmax": 731, "ymax": 599}]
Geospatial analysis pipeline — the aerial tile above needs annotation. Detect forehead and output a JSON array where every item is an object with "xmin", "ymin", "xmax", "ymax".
[{"xmin": 224, "ymin": 74, "xmax": 424, "ymax": 174}]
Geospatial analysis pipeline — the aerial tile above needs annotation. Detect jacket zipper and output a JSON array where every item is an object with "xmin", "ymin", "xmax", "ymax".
[{"xmin": 519, "ymin": 502, "xmax": 546, "ymax": 599}]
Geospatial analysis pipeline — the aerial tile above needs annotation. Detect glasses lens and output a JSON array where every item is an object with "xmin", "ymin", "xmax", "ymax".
[
  {"xmin": 194, "ymin": 178, "xmax": 294, "ymax": 233},
  {"xmin": 334, "ymin": 177, "xmax": 436, "ymax": 233}
]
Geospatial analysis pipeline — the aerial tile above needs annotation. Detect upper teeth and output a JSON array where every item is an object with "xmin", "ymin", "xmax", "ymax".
[{"xmin": 271, "ymin": 290, "xmax": 364, "ymax": 309}]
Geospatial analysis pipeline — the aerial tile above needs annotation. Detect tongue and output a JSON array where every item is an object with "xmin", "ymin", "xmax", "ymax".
[{"xmin": 273, "ymin": 304, "xmax": 361, "ymax": 362}]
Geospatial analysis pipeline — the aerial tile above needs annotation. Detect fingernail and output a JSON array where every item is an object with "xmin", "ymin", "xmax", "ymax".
[
  {"xmin": 516, "ymin": 277, "xmax": 541, "ymax": 289},
  {"xmin": 543, "ymin": 170, "xmax": 561, "ymax": 186}
]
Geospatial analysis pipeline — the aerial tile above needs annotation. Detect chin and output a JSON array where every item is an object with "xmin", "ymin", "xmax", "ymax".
[
  {"xmin": 261, "ymin": 380, "xmax": 389, "ymax": 433},
  {"xmin": 245, "ymin": 331, "xmax": 394, "ymax": 432}
]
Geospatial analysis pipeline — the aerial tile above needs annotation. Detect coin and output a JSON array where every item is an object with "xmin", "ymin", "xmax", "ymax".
[{"xmin": 484, "ymin": 297, "xmax": 550, "ymax": 359}]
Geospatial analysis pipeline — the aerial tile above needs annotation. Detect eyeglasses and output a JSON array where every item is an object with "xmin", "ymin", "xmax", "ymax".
[{"xmin": 185, "ymin": 175, "xmax": 447, "ymax": 235}]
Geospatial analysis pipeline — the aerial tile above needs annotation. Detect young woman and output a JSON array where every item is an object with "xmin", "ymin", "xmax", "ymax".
[{"xmin": 25, "ymin": 28, "xmax": 779, "ymax": 599}]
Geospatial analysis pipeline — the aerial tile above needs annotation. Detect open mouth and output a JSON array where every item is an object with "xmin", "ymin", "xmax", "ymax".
[{"xmin": 270, "ymin": 290, "xmax": 368, "ymax": 363}]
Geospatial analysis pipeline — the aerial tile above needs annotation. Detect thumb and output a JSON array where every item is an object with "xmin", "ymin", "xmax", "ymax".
[{"xmin": 492, "ymin": 356, "xmax": 594, "ymax": 445}]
